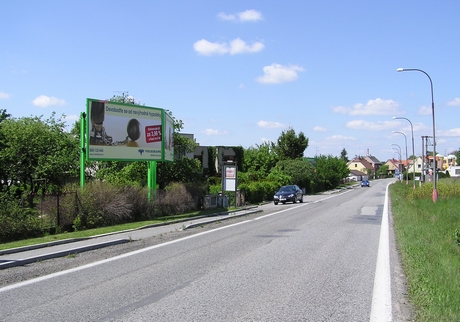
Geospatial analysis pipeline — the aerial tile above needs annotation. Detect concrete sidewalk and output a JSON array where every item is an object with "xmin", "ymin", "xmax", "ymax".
[{"xmin": 0, "ymin": 207, "xmax": 262, "ymax": 270}]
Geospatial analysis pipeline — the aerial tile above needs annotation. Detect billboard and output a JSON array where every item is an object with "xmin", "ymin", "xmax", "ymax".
[{"xmin": 86, "ymin": 98, "xmax": 174, "ymax": 162}]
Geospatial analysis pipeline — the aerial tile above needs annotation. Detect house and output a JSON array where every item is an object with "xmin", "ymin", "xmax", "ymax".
[
  {"xmin": 445, "ymin": 165, "xmax": 460, "ymax": 177},
  {"xmin": 384, "ymin": 158, "xmax": 401, "ymax": 176},
  {"xmin": 176, "ymin": 133, "xmax": 241, "ymax": 175},
  {"xmin": 347, "ymin": 158, "xmax": 374, "ymax": 180},
  {"xmin": 364, "ymin": 155, "xmax": 382, "ymax": 175},
  {"xmin": 438, "ymin": 154, "xmax": 457, "ymax": 170},
  {"xmin": 406, "ymin": 156, "xmax": 426, "ymax": 174},
  {"xmin": 348, "ymin": 169, "xmax": 367, "ymax": 181}
]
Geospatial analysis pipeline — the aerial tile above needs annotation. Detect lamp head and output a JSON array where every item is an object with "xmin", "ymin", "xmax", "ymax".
[{"xmin": 396, "ymin": 68, "xmax": 404, "ymax": 72}]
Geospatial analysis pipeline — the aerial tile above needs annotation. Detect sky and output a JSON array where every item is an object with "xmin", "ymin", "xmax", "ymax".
[{"xmin": 1, "ymin": 1, "xmax": 460, "ymax": 163}]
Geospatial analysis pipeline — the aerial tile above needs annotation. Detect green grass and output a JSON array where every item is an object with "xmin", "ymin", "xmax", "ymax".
[
  {"xmin": 0, "ymin": 207, "xmax": 233, "ymax": 251},
  {"xmin": 390, "ymin": 180, "xmax": 460, "ymax": 321}
]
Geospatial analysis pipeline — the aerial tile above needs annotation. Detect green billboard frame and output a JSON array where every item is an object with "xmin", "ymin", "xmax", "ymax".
[
  {"xmin": 85, "ymin": 98, "xmax": 174, "ymax": 162},
  {"xmin": 80, "ymin": 99, "xmax": 174, "ymax": 196}
]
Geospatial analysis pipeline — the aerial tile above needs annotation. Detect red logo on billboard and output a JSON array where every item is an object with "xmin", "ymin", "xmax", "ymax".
[{"xmin": 145, "ymin": 125, "xmax": 162, "ymax": 143}]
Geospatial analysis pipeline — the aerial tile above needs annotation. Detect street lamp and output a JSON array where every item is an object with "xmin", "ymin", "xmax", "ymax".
[
  {"xmin": 391, "ymin": 143, "xmax": 402, "ymax": 181},
  {"xmin": 393, "ymin": 117, "xmax": 416, "ymax": 189},
  {"xmin": 397, "ymin": 67, "xmax": 437, "ymax": 201},
  {"xmin": 393, "ymin": 131, "xmax": 408, "ymax": 185}
]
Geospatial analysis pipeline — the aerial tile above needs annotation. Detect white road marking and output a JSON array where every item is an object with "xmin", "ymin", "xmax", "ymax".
[{"xmin": 370, "ymin": 182, "xmax": 393, "ymax": 321}]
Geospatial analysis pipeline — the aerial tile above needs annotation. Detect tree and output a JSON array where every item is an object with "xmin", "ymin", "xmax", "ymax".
[
  {"xmin": 0, "ymin": 109, "xmax": 11, "ymax": 123},
  {"xmin": 340, "ymin": 148, "xmax": 349, "ymax": 163},
  {"xmin": 315, "ymin": 155, "xmax": 349, "ymax": 190},
  {"xmin": 0, "ymin": 113, "xmax": 80, "ymax": 202},
  {"xmin": 274, "ymin": 128, "xmax": 309, "ymax": 160},
  {"xmin": 243, "ymin": 142, "xmax": 278, "ymax": 180},
  {"xmin": 273, "ymin": 159, "xmax": 316, "ymax": 193},
  {"xmin": 376, "ymin": 164, "xmax": 389, "ymax": 178}
]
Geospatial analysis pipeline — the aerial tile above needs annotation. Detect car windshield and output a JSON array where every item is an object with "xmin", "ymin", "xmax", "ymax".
[{"xmin": 279, "ymin": 186, "xmax": 295, "ymax": 193}]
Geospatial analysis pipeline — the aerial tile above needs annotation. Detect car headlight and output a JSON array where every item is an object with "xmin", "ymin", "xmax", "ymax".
[{"xmin": 288, "ymin": 194, "xmax": 294, "ymax": 198}]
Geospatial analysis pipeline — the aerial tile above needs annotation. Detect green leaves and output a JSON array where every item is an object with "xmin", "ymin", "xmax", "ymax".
[{"xmin": 0, "ymin": 114, "xmax": 79, "ymax": 196}]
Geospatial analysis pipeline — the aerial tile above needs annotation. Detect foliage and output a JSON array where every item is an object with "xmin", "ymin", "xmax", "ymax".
[
  {"xmin": 390, "ymin": 181, "xmax": 460, "ymax": 321},
  {"xmin": 243, "ymin": 142, "xmax": 278, "ymax": 179},
  {"xmin": 314, "ymin": 155, "xmax": 349, "ymax": 191},
  {"xmin": 376, "ymin": 164, "xmax": 390, "ymax": 178},
  {"xmin": 0, "ymin": 194, "xmax": 45, "ymax": 242},
  {"xmin": 75, "ymin": 182, "xmax": 135, "ymax": 229},
  {"xmin": 158, "ymin": 158, "xmax": 204, "ymax": 189},
  {"xmin": 74, "ymin": 181, "xmax": 203, "ymax": 231},
  {"xmin": 110, "ymin": 92, "xmax": 138, "ymax": 105},
  {"xmin": 404, "ymin": 179, "xmax": 460, "ymax": 202},
  {"xmin": 238, "ymin": 180, "xmax": 280, "ymax": 204},
  {"xmin": 0, "ymin": 109, "xmax": 11, "ymax": 123},
  {"xmin": 274, "ymin": 159, "xmax": 315, "ymax": 192},
  {"xmin": 273, "ymin": 128, "xmax": 309, "ymax": 160},
  {"xmin": 340, "ymin": 148, "xmax": 349, "ymax": 162},
  {"xmin": 0, "ymin": 113, "xmax": 79, "ymax": 201},
  {"xmin": 155, "ymin": 182, "xmax": 202, "ymax": 216}
]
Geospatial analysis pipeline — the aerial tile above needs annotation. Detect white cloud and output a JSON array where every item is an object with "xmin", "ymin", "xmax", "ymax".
[
  {"xmin": 201, "ymin": 128, "xmax": 228, "ymax": 136},
  {"xmin": 193, "ymin": 38, "xmax": 264, "ymax": 56},
  {"xmin": 313, "ymin": 126, "xmax": 327, "ymax": 132},
  {"xmin": 229, "ymin": 38, "xmax": 264, "ymax": 54},
  {"xmin": 65, "ymin": 114, "xmax": 79, "ymax": 122},
  {"xmin": 438, "ymin": 128, "xmax": 460, "ymax": 137},
  {"xmin": 325, "ymin": 135, "xmax": 356, "ymax": 141},
  {"xmin": 256, "ymin": 64, "xmax": 304, "ymax": 84},
  {"xmin": 418, "ymin": 105, "xmax": 432, "ymax": 115},
  {"xmin": 217, "ymin": 12, "xmax": 236, "ymax": 21},
  {"xmin": 0, "ymin": 92, "xmax": 10, "ymax": 99},
  {"xmin": 447, "ymin": 98, "xmax": 460, "ymax": 106},
  {"xmin": 257, "ymin": 120, "xmax": 286, "ymax": 129},
  {"xmin": 218, "ymin": 10, "xmax": 263, "ymax": 22},
  {"xmin": 346, "ymin": 120, "xmax": 395, "ymax": 131},
  {"xmin": 332, "ymin": 98, "xmax": 402, "ymax": 116},
  {"xmin": 32, "ymin": 95, "xmax": 66, "ymax": 108},
  {"xmin": 193, "ymin": 39, "xmax": 228, "ymax": 56}
]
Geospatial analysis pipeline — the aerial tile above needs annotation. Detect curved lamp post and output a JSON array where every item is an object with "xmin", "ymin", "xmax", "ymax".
[
  {"xmin": 393, "ymin": 131, "xmax": 408, "ymax": 185},
  {"xmin": 391, "ymin": 143, "xmax": 402, "ymax": 181},
  {"xmin": 397, "ymin": 67, "xmax": 437, "ymax": 201},
  {"xmin": 393, "ymin": 116, "xmax": 416, "ymax": 189}
]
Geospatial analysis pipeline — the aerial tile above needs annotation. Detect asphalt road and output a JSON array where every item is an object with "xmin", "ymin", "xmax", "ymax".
[{"xmin": 0, "ymin": 178, "xmax": 413, "ymax": 321}]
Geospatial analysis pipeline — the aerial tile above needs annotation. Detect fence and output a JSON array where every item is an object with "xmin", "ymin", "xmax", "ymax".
[{"xmin": 35, "ymin": 191, "xmax": 81, "ymax": 232}]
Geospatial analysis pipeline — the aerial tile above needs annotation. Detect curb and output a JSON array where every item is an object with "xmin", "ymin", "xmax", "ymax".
[
  {"xmin": 184, "ymin": 209, "xmax": 262, "ymax": 229},
  {"xmin": 0, "ymin": 239, "xmax": 130, "ymax": 269},
  {"xmin": 0, "ymin": 206, "xmax": 260, "ymax": 256}
]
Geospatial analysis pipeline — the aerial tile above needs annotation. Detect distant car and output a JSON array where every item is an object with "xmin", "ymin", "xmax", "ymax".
[
  {"xmin": 361, "ymin": 180, "xmax": 370, "ymax": 187},
  {"xmin": 274, "ymin": 185, "xmax": 303, "ymax": 205}
]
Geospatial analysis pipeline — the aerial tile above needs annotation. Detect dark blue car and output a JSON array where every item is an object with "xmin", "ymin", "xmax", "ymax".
[
  {"xmin": 361, "ymin": 180, "xmax": 370, "ymax": 187},
  {"xmin": 273, "ymin": 185, "xmax": 303, "ymax": 205}
]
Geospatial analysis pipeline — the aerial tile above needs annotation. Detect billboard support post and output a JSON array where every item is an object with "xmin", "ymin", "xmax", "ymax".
[
  {"xmin": 80, "ymin": 112, "xmax": 86, "ymax": 188},
  {"xmin": 148, "ymin": 161, "xmax": 157, "ymax": 202}
]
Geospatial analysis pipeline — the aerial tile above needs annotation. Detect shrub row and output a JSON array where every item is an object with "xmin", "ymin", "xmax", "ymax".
[
  {"xmin": 404, "ymin": 179, "xmax": 460, "ymax": 201},
  {"xmin": 0, "ymin": 182, "xmax": 207, "ymax": 243}
]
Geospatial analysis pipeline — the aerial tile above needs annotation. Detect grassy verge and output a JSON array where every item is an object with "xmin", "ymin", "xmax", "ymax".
[
  {"xmin": 390, "ymin": 180, "xmax": 460, "ymax": 321},
  {"xmin": 0, "ymin": 207, "xmax": 234, "ymax": 251}
]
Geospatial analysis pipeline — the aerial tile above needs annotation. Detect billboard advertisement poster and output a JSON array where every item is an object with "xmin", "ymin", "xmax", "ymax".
[
  {"xmin": 86, "ymin": 99, "xmax": 173, "ymax": 162},
  {"xmin": 222, "ymin": 164, "xmax": 237, "ymax": 191}
]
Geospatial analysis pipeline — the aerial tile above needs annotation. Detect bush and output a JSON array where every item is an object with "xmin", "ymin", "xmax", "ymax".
[
  {"xmin": 154, "ymin": 182, "xmax": 199, "ymax": 216},
  {"xmin": 239, "ymin": 180, "xmax": 280, "ymax": 204},
  {"xmin": 75, "ymin": 182, "xmax": 134, "ymax": 230},
  {"xmin": 403, "ymin": 179, "xmax": 460, "ymax": 202},
  {"xmin": 0, "ymin": 197, "xmax": 45, "ymax": 243}
]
